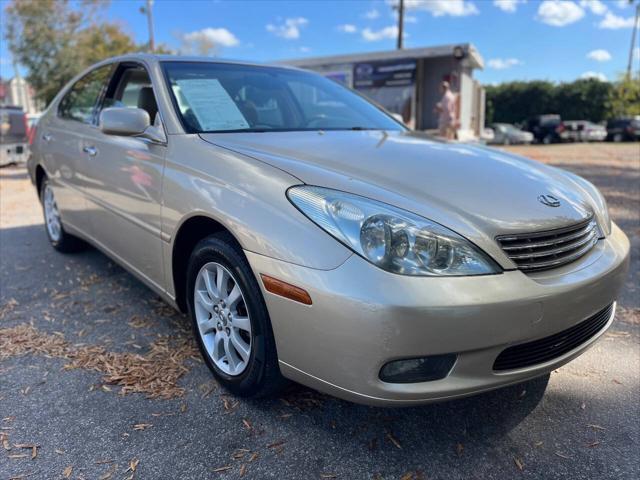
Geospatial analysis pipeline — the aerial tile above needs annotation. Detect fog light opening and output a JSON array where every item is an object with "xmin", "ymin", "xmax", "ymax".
[{"xmin": 379, "ymin": 354, "xmax": 457, "ymax": 384}]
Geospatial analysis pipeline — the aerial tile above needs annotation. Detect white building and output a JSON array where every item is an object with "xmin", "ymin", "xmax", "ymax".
[
  {"xmin": 1, "ymin": 76, "xmax": 43, "ymax": 115},
  {"xmin": 281, "ymin": 43, "xmax": 486, "ymax": 140}
]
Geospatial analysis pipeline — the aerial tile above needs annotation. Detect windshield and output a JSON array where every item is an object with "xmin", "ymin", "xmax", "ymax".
[{"xmin": 162, "ymin": 61, "xmax": 404, "ymax": 133}]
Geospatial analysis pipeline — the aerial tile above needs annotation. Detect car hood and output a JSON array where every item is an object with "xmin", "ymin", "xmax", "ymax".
[{"xmin": 200, "ymin": 130, "xmax": 597, "ymax": 264}]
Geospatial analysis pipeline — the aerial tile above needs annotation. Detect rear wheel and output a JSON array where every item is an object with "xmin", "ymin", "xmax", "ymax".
[
  {"xmin": 186, "ymin": 232, "xmax": 286, "ymax": 398},
  {"xmin": 40, "ymin": 179, "xmax": 85, "ymax": 253},
  {"xmin": 613, "ymin": 133, "xmax": 623, "ymax": 142}
]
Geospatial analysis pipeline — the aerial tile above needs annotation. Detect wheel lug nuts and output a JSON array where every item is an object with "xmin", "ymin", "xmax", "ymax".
[
  {"xmin": 225, "ymin": 327, "xmax": 230, "ymax": 335},
  {"xmin": 217, "ymin": 322, "xmax": 222, "ymax": 330}
]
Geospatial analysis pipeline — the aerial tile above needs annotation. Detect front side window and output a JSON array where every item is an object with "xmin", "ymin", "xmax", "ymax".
[
  {"xmin": 58, "ymin": 65, "xmax": 112, "ymax": 124},
  {"xmin": 103, "ymin": 66, "xmax": 159, "ymax": 125},
  {"xmin": 162, "ymin": 61, "xmax": 404, "ymax": 133}
]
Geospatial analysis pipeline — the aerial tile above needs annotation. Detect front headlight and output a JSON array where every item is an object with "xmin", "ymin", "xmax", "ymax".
[{"xmin": 287, "ymin": 186, "xmax": 500, "ymax": 276}]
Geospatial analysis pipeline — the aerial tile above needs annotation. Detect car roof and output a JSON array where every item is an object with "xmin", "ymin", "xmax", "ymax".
[{"xmin": 100, "ymin": 53, "xmax": 303, "ymax": 72}]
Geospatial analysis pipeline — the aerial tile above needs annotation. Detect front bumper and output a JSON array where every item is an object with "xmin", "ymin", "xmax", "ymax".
[{"xmin": 246, "ymin": 222, "xmax": 630, "ymax": 406}]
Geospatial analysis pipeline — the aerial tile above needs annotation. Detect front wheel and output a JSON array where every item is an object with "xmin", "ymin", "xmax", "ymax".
[
  {"xmin": 40, "ymin": 179, "xmax": 85, "ymax": 253},
  {"xmin": 186, "ymin": 232, "xmax": 286, "ymax": 398}
]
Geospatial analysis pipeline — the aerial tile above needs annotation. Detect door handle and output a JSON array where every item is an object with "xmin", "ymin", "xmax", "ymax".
[
  {"xmin": 83, "ymin": 146, "xmax": 98, "ymax": 157},
  {"xmin": 42, "ymin": 133, "xmax": 52, "ymax": 142}
]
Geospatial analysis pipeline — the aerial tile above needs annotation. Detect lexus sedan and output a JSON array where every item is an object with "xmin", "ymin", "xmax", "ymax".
[{"xmin": 28, "ymin": 55, "xmax": 630, "ymax": 406}]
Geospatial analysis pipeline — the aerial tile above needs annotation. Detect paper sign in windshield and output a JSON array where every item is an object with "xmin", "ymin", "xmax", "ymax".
[{"xmin": 176, "ymin": 78, "xmax": 249, "ymax": 131}]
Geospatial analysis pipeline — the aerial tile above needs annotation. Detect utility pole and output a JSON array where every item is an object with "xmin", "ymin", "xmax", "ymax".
[
  {"xmin": 395, "ymin": 0, "xmax": 404, "ymax": 50},
  {"xmin": 140, "ymin": 0, "xmax": 155, "ymax": 52},
  {"xmin": 627, "ymin": 3, "xmax": 639, "ymax": 78}
]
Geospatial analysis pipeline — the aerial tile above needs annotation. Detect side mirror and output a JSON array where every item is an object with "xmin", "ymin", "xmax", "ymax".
[{"xmin": 100, "ymin": 107, "xmax": 150, "ymax": 136}]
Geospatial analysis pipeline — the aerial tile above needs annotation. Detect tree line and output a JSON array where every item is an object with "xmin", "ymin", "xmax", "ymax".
[
  {"xmin": 485, "ymin": 77, "xmax": 640, "ymax": 125},
  {"xmin": 3, "ymin": 0, "xmax": 172, "ymax": 106}
]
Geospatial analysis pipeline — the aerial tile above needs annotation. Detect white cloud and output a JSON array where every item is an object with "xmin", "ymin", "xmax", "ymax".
[
  {"xmin": 337, "ymin": 24, "xmax": 358, "ymax": 33},
  {"xmin": 537, "ymin": 1, "xmax": 585, "ymax": 26},
  {"xmin": 364, "ymin": 8, "xmax": 380, "ymax": 19},
  {"xmin": 487, "ymin": 58, "xmax": 523, "ymax": 69},
  {"xmin": 181, "ymin": 28, "xmax": 240, "ymax": 49},
  {"xmin": 579, "ymin": 0, "xmax": 608, "ymax": 15},
  {"xmin": 493, "ymin": 0, "xmax": 526, "ymax": 13},
  {"xmin": 598, "ymin": 11, "xmax": 638, "ymax": 29},
  {"xmin": 298, "ymin": 46, "xmax": 311, "ymax": 53},
  {"xmin": 387, "ymin": 0, "xmax": 479, "ymax": 17},
  {"xmin": 615, "ymin": 0, "xmax": 632, "ymax": 8},
  {"xmin": 266, "ymin": 17, "xmax": 309, "ymax": 39},
  {"xmin": 580, "ymin": 71, "xmax": 607, "ymax": 81},
  {"xmin": 361, "ymin": 25, "xmax": 399, "ymax": 42},
  {"xmin": 587, "ymin": 49, "xmax": 612, "ymax": 62}
]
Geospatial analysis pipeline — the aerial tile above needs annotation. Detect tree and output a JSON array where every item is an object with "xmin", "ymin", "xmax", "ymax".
[
  {"xmin": 4, "ymin": 0, "xmax": 137, "ymax": 105},
  {"xmin": 607, "ymin": 76, "xmax": 640, "ymax": 118},
  {"xmin": 485, "ymin": 78, "xmax": 621, "ymax": 125},
  {"xmin": 554, "ymin": 79, "xmax": 612, "ymax": 122}
]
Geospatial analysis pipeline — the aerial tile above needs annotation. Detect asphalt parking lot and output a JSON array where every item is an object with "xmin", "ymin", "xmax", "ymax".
[{"xmin": 1, "ymin": 143, "xmax": 638, "ymax": 480}]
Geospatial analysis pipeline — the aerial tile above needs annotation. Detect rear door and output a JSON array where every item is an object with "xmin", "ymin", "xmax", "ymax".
[
  {"xmin": 38, "ymin": 64, "xmax": 114, "ymax": 234},
  {"xmin": 80, "ymin": 62, "xmax": 167, "ymax": 288}
]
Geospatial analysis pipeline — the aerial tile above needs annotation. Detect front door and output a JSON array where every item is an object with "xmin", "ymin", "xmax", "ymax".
[{"xmin": 81, "ymin": 63, "xmax": 167, "ymax": 289}]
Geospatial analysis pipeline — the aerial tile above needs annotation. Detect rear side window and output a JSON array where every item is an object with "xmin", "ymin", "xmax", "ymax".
[{"xmin": 58, "ymin": 65, "xmax": 113, "ymax": 124}]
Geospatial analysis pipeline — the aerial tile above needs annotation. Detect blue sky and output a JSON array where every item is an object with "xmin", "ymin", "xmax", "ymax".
[{"xmin": 1, "ymin": 0, "xmax": 639, "ymax": 84}]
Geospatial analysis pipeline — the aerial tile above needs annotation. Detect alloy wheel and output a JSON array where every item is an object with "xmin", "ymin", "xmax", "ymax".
[
  {"xmin": 43, "ymin": 184, "xmax": 62, "ymax": 242},
  {"xmin": 193, "ymin": 262, "xmax": 252, "ymax": 376}
]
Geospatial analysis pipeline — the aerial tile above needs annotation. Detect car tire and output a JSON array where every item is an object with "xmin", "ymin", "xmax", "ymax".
[
  {"xmin": 186, "ymin": 232, "xmax": 286, "ymax": 398},
  {"xmin": 613, "ymin": 133, "xmax": 623, "ymax": 143},
  {"xmin": 542, "ymin": 135, "xmax": 552, "ymax": 145},
  {"xmin": 40, "ymin": 179, "xmax": 86, "ymax": 253}
]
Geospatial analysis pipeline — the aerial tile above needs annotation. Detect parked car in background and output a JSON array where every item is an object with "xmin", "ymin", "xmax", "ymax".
[
  {"xmin": 606, "ymin": 117, "xmax": 640, "ymax": 142},
  {"xmin": 28, "ymin": 55, "xmax": 630, "ymax": 406},
  {"xmin": 489, "ymin": 123, "xmax": 534, "ymax": 145},
  {"xmin": 524, "ymin": 115, "xmax": 569, "ymax": 145},
  {"xmin": 0, "ymin": 105, "xmax": 29, "ymax": 166},
  {"xmin": 564, "ymin": 121, "xmax": 607, "ymax": 143},
  {"xmin": 26, "ymin": 113, "xmax": 42, "ymax": 144},
  {"xmin": 479, "ymin": 127, "xmax": 495, "ymax": 144}
]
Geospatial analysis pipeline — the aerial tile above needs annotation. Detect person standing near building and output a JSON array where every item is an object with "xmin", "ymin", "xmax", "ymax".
[{"xmin": 435, "ymin": 81, "xmax": 458, "ymax": 140}]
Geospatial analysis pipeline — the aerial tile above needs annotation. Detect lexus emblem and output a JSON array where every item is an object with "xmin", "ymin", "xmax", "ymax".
[{"xmin": 538, "ymin": 194, "xmax": 561, "ymax": 207}]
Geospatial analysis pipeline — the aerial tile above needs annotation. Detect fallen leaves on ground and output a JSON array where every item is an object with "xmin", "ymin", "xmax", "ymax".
[
  {"xmin": 386, "ymin": 432, "xmax": 402, "ymax": 449},
  {"xmin": 132, "ymin": 423, "xmax": 153, "ymax": 431},
  {"xmin": 514, "ymin": 457, "xmax": 525, "ymax": 471},
  {"xmin": 128, "ymin": 315, "xmax": 153, "ymax": 329},
  {"xmin": 212, "ymin": 465, "xmax": 232, "ymax": 473},
  {"xmin": 555, "ymin": 452, "xmax": 572, "ymax": 459},
  {"xmin": 0, "ymin": 298, "xmax": 19, "ymax": 319},
  {"xmin": 587, "ymin": 424, "xmax": 606, "ymax": 431},
  {"xmin": 126, "ymin": 458, "xmax": 140, "ymax": 472},
  {"xmin": 0, "ymin": 323, "xmax": 199, "ymax": 399},
  {"xmin": 14, "ymin": 443, "xmax": 38, "ymax": 459},
  {"xmin": 1, "ymin": 432, "xmax": 10, "ymax": 450}
]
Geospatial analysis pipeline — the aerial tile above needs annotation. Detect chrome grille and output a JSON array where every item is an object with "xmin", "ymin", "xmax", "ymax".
[{"xmin": 497, "ymin": 217, "xmax": 600, "ymax": 272}]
